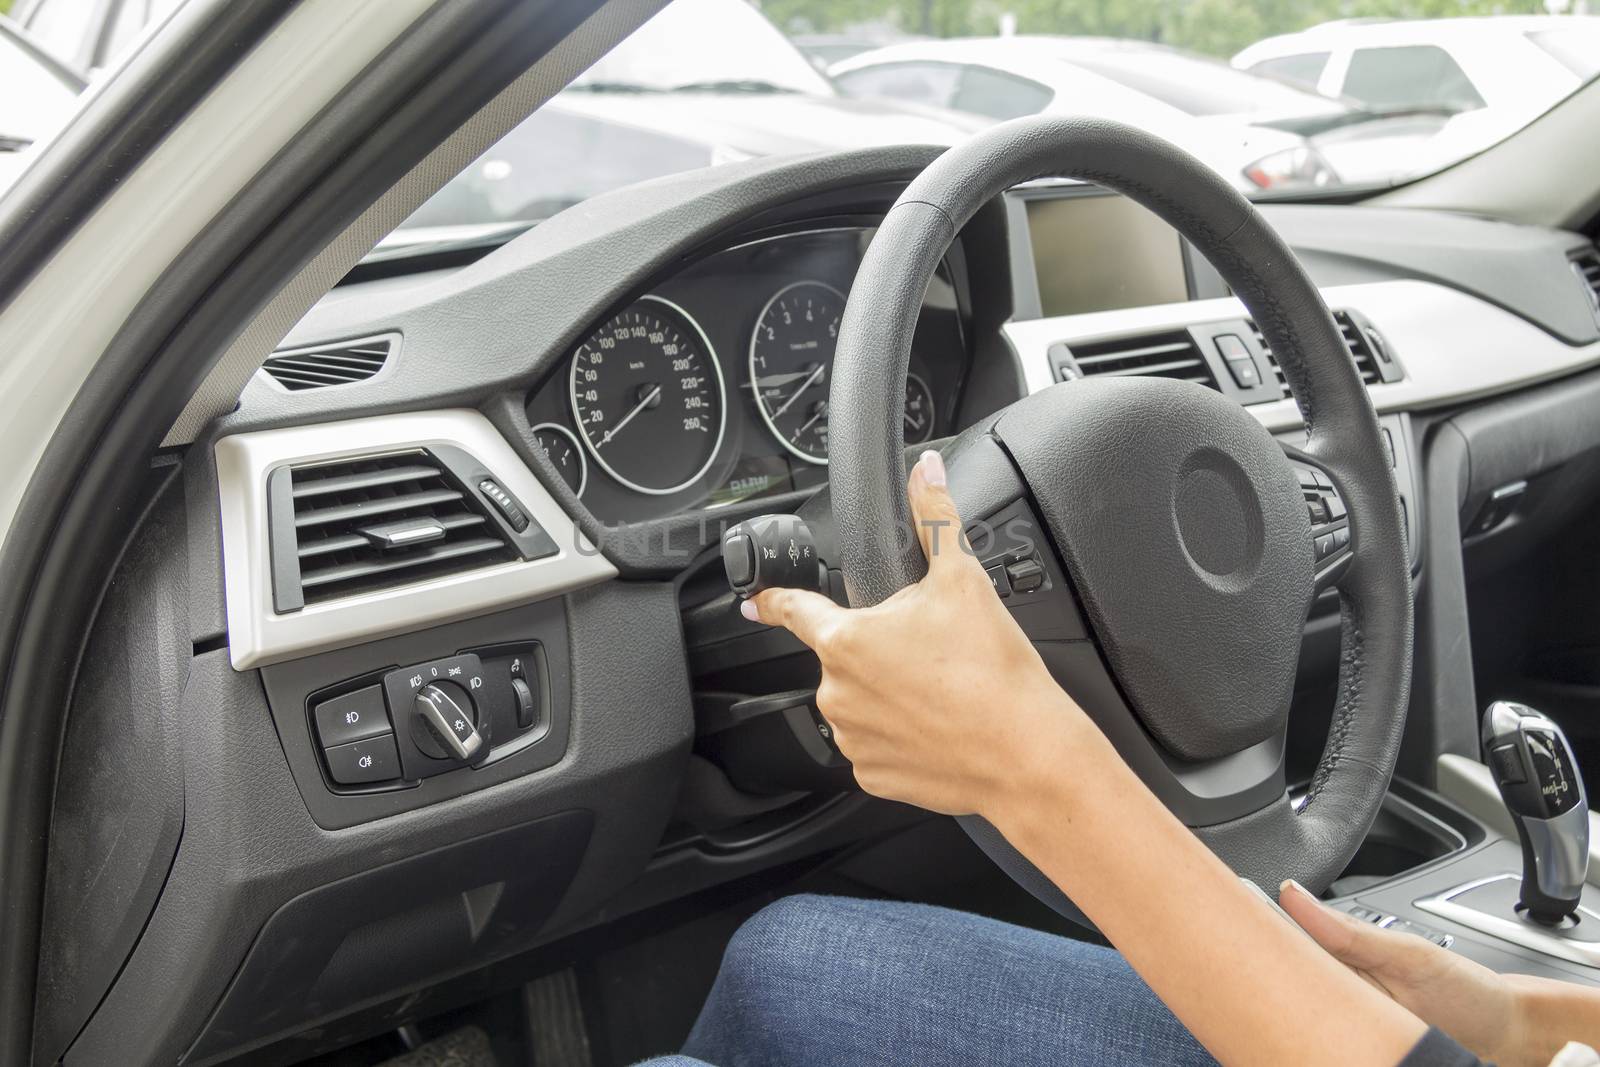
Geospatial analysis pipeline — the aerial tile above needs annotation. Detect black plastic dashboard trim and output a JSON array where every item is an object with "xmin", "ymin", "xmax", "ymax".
[
  {"xmin": 259, "ymin": 599, "xmax": 573, "ymax": 830},
  {"xmin": 1258, "ymin": 204, "xmax": 1600, "ymax": 347}
]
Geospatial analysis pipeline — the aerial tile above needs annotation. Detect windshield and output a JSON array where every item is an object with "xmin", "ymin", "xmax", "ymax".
[
  {"xmin": 572, "ymin": 0, "xmax": 833, "ymax": 95},
  {"xmin": 0, "ymin": 19, "xmax": 80, "ymax": 144},
  {"xmin": 1528, "ymin": 24, "xmax": 1600, "ymax": 79},
  {"xmin": 1060, "ymin": 45, "xmax": 1345, "ymax": 118},
  {"xmin": 4, "ymin": 0, "xmax": 1597, "ymax": 244}
]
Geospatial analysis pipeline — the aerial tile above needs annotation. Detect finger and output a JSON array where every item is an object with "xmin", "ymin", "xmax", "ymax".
[
  {"xmin": 746, "ymin": 586, "xmax": 845, "ymax": 650},
  {"xmin": 1279, "ymin": 880, "xmax": 1418, "ymax": 975},
  {"xmin": 908, "ymin": 450, "xmax": 971, "ymax": 577}
]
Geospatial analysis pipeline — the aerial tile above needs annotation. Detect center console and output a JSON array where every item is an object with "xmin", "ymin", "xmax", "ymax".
[
  {"xmin": 1326, "ymin": 744, "xmax": 1600, "ymax": 987},
  {"xmin": 1334, "ymin": 836, "xmax": 1600, "ymax": 986}
]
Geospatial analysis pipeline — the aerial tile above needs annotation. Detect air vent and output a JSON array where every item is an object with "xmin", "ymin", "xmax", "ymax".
[
  {"xmin": 269, "ymin": 450, "xmax": 517, "ymax": 610},
  {"xmin": 1062, "ymin": 329, "xmax": 1217, "ymax": 388},
  {"xmin": 1253, "ymin": 311, "xmax": 1389, "ymax": 398},
  {"xmin": 1571, "ymin": 247, "xmax": 1600, "ymax": 327},
  {"xmin": 261, "ymin": 335, "xmax": 393, "ymax": 391}
]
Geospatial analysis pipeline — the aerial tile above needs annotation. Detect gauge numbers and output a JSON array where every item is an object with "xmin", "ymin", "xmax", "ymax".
[
  {"xmin": 569, "ymin": 296, "xmax": 726, "ymax": 496},
  {"xmin": 530, "ymin": 422, "xmax": 587, "ymax": 497},
  {"xmin": 750, "ymin": 280, "xmax": 845, "ymax": 464}
]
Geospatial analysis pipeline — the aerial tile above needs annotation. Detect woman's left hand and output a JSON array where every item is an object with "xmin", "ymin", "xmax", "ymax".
[{"xmin": 743, "ymin": 450, "xmax": 1087, "ymax": 819}]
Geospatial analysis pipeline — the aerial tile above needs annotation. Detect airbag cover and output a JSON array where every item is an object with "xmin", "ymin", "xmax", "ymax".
[{"xmin": 995, "ymin": 376, "xmax": 1313, "ymax": 760}]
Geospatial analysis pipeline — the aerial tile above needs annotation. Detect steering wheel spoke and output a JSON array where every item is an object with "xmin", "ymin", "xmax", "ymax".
[{"xmin": 1280, "ymin": 445, "xmax": 1355, "ymax": 595}]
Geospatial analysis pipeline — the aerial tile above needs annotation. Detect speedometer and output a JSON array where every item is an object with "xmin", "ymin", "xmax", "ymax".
[
  {"xmin": 749, "ymin": 280, "xmax": 845, "ymax": 464},
  {"xmin": 569, "ymin": 296, "xmax": 726, "ymax": 496}
]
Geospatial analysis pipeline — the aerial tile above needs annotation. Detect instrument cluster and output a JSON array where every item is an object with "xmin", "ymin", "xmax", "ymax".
[{"xmin": 524, "ymin": 225, "xmax": 968, "ymax": 524}]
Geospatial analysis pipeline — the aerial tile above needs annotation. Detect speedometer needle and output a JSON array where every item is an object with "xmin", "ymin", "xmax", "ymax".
[
  {"xmin": 769, "ymin": 363, "xmax": 825, "ymax": 421},
  {"xmin": 598, "ymin": 385, "xmax": 662, "ymax": 449}
]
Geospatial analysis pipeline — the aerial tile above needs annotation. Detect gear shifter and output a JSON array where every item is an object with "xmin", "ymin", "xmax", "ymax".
[{"xmin": 1483, "ymin": 701, "xmax": 1590, "ymax": 924}]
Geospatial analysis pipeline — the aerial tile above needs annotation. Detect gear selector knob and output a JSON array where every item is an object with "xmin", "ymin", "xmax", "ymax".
[{"xmin": 1483, "ymin": 701, "xmax": 1589, "ymax": 924}]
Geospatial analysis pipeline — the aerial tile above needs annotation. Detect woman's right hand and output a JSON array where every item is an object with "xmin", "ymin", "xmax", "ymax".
[
  {"xmin": 1279, "ymin": 881, "xmax": 1534, "ymax": 1064},
  {"xmin": 743, "ymin": 450, "xmax": 1086, "ymax": 820}
]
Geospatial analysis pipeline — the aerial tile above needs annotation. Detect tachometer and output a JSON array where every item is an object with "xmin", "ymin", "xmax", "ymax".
[
  {"xmin": 749, "ymin": 280, "xmax": 845, "ymax": 464},
  {"xmin": 569, "ymin": 296, "xmax": 726, "ymax": 495}
]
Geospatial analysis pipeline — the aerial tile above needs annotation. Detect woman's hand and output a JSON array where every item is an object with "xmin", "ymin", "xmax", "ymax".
[
  {"xmin": 748, "ymin": 450, "xmax": 1440, "ymax": 1067},
  {"xmin": 1279, "ymin": 880, "xmax": 1533, "ymax": 1064},
  {"xmin": 742, "ymin": 450, "xmax": 1085, "ymax": 819}
]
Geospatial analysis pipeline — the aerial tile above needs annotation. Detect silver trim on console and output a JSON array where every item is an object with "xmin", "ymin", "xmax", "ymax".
[
  {"xmin": 1416, "ymin": 873, "xmax": 1600, "ymax": 969},
  {"xmin": 215, "ymin": 408, "xmax": 617, "ymax": 670},
  {"xmin": 1003, "ymin": 280, "xmax": 1600, "ymax": 433}
]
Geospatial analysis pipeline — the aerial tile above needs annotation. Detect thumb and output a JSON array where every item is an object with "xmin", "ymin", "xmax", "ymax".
[
  {"xmin": 746, "ymin": 585, "xmax": 846, "ymax": 652},
  {"xmin": 908, "ymin": 450, "xmax": 972, "ymax": 578}
]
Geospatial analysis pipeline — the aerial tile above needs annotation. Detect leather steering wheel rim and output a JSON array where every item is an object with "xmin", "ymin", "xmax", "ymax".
[{"xmin": 828, "ymin": 116, "xmax": 1414, "ymax": 904}]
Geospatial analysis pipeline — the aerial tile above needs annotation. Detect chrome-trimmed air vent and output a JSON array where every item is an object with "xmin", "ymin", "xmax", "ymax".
[
  {"xmin": 1054, "ymin": 329, "xmax": 1216, "ymax": 388},
  {"xmin": 1252, "ymin": 310, "xmax": 1400, "ymax": 397},
  {"xmin": 1571, "ymin": 247, "xmax": 1600, "ymax": 328},
  {"xmin": 215, "ymin": 410, "xmax": 616, "ymax": 670},
  {"xmin": 261, "ymin": 334, "xmax": 394, "ymax": 391},
  {"xmin": 266, "ymin": 447, "xmax": 555, "ymax": 611}
]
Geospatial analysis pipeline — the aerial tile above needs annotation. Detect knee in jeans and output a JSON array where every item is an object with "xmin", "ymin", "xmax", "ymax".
[{"xmin": 716, "ymin": 894, "xmax": 843, "ymax": 1002}]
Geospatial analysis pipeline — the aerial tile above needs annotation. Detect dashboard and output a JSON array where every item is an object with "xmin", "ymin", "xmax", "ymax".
[
  {"xmin": 521, "ymin": 224, "xmax": 970, "ymax": 523},
  {"xmin": 53, "ymin": 140, "xmax": 1600, "ymax": 1066}
]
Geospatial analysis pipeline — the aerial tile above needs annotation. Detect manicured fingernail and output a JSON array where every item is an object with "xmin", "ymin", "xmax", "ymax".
[
  {"xmin": 1281, "ymin": 879, "xmax": 1310, "ymax": 900},
  {"xmin": 920, "ymin": 450, "xmax": 946, "ymax": 487},
  {"xmin": 740, "ymin": 599, "xmax": 761, "ymax": 623}
]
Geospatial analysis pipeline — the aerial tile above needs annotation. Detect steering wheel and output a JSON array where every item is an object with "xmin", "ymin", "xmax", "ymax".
[{"xmin": 827, "ymin": 116, "xmax": 1413, "ymax": 909}]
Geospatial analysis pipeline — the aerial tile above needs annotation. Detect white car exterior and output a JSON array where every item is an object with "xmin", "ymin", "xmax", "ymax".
[
  {"xmin": 830, "ymin": 36, "xmax": 1385, "ymax": 191},
  {"xmin": 1234, "ymin": 17, "xmax": 1600, "ymax": 176}
]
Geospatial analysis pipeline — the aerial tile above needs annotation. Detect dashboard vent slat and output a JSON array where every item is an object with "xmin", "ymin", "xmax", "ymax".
[
  {"xmin": 295, "ymin": 513, "xmax": 487, "ymax": 560},
  {"xmin": 293, "ymin": 486, "xmax": 464, "ymax": 529},
  {"xmin": 1064, "ymin": 330, "xmax": 1217, "ymax": 389},
  {"xmin": 299, "ymin": 536, "xmax": 508, "ymax": 591},
  {"xmin": 291, "ymin": 463, "xmax": 444, "ymax": 499},
  {"xmin": 261, "ymin": 336, "xmax": 393, "ymax": 391},
  {"xmin": 1253, "ymin": 310, "xmax": 1385, "ymax": 398},
  {"xmin": 1572, "ymin": 247, "xmax": 1600, "ymax": 327},
  {"xmin": 269, "ymin": 450, "xmax": 517, "ymax": 609}
]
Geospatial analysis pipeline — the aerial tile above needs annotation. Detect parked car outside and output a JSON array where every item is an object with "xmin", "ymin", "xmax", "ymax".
[
  {"xmin": 0, "ymin": 0, "xmax": 983, "ymax": 236},
  {"xmin": 829, "ymin": 36, "xmax": 1442, "ymax": 190},
  {"xmin": 791, "ymin": 28, "xmax": 925, "ymax": 69},
  {"xmin": 393, "ymin": 0, "xmax": 984, "ymax": 240},
  {"xmin": 1234, "ymin": 17, "xmax": 1600, "ymax": 176}
]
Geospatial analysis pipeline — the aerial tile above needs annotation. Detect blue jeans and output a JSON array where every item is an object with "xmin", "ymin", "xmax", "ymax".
[{"xmin": 639, "ymin": 894, "xmax": 1216, "ymax": 1066}]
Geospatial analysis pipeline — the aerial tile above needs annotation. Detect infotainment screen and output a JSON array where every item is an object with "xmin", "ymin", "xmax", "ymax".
[{"xmin": 1026, "ymin": 193, "xmax": 1191, "ymax": 316}]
